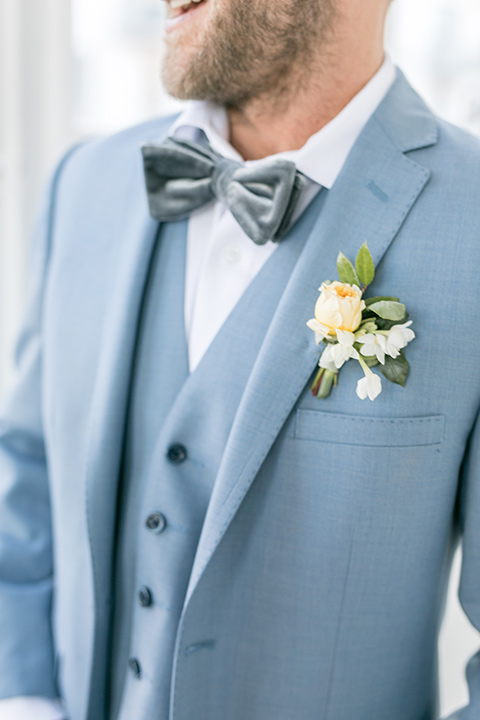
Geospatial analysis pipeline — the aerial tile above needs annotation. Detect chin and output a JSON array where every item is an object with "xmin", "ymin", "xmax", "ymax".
[{"xmin": 162, "ymin": 59, "xmax": 194, "ymax": 100}]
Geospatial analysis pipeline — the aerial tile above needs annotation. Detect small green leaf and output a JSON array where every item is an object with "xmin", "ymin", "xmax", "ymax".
[
  {"xmin": 355, "ymin": 242, "xmax": 375, "ymax": 286},
  {"xmin": 379, "ymin": 352, "xmax": 409, "ymax": 387},
  {"xmin": 368, "ymin": 301, "xmax": 406, "ymax": 321},
  {"xmin": 365, "ymin": 295, "xmax": 399, "ymax": 307},
  {"xmin": 375, "ymin": 313, "xmax": 409, "ymax": 332},
  {"xmin": 337, "ymin": 252, "xmax": 360, "ymax": 286},
  {"xmin": 356, "ymin": 320, "xmax": 378, "ymax": 335}
]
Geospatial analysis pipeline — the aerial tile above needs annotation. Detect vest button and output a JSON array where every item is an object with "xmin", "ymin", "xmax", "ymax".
[
  {"xmin": 167, "ymin": 443, "xmax": 187, "ymax": 464},
  {"xmin": 138, "ymin": 586, "xmax": 153, "ymax": 607},
  {"xmin": 128, "ymin": 657, "xmax": 141, "ymax": 679},
  {"xmin": 145, "ymin": 512, "xmax": 167, "ymax": 534}
]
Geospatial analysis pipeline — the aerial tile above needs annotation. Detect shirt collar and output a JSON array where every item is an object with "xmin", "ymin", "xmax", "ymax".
[{"xmin": 169, "ymin": 54, "xmax": 396, "ymax": 189}]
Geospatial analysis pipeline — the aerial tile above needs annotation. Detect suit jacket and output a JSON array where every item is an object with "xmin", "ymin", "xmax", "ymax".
[{"xmin": 1, "ymin": 69, "xmax": 480, "ymax": 720}]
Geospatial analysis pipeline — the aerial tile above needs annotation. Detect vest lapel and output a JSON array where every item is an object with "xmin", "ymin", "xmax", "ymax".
[{"xmin": 183, "ymin": 71, "xmax": 438, "ymax": 608}]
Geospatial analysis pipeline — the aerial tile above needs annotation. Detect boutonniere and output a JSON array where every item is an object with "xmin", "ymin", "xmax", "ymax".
[{"xmin": 306, "ymin": 243, "xmax": 415, "ymax": 401}]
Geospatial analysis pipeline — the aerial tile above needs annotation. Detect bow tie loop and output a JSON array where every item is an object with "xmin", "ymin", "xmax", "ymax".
[
  {"xmin": 142, "ymin": 137, "xmax": 305, "ymax": 245},
  {"xmin": 210, "ymin": 157, "xmax": 243, "ymax": 204}
]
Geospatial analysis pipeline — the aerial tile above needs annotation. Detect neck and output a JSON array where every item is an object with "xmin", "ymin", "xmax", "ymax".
[{"xmin": 228, "ymin": 26, "xmax": 387, "ymax": 160}]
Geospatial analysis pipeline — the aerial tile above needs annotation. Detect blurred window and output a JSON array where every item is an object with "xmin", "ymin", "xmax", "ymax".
[
  {"xmin": 72, "ymin": 0, "xmax": 480, "ymax": 136},
  {"xmin": 386, "ymin": 0, "xmax": 480, "ymax": 135},
  {"xmin": 72, "ymin": 0, "xmax": 180, "ymax": 136}
]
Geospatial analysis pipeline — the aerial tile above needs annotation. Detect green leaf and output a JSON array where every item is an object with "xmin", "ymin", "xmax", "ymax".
[
  {"xmin": 337, "ymin": 252, "xmax": 360, "ymax": 286},
  {"xmin": 375, "ymin": 313, "xmax": 408, "ymax": 330},
  {"xmin": 365, "ymin": 295, "xmax": 399, "ymax": 307},
  {"xmin": 368, "ymin": 301, "xmax": 406, "ymax": 321},
  {"xmin": 375, "ymin": 312, "xmax": 409, "ymax": 332},
  {"xmin": 356, "ymin": 319, "xmax": 378, "ymax": 335},
  {"xmin": 355, "ymin": 242, "xmax": 375, "ymax": 286},
  {"xmin": 379, "ymin": 352, "xmax": 409, "ymax": 387}
]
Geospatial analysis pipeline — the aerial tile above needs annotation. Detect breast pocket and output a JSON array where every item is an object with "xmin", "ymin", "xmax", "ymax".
[
  {"xmin": 293, "ymin": 410, "xmax": 445, "ymax": 447},
  {"xmin": 286, "ymin": 410, "xmax": 446, "ymax": 535}
]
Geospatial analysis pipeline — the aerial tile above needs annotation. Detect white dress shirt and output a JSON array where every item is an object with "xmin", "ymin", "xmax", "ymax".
[{"xmin": 2, "ymin": 55, "xmax": 395, "ymax": 720}]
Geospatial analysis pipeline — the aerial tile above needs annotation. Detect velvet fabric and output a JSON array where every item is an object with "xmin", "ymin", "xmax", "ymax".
[{"xmin": 142, "ymin": 137, "xmax": 305, "ymax": 244}]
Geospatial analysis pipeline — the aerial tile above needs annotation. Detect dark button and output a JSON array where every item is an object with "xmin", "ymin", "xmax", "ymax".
[
  {"xmin": 138, "ymin": 586, "xmax": 153, "ymax": 608},
  {"xmin": 128, "ymin": 657, "xmax": 141, "ymax": 679},
  {"xmin": 145, "ymin": 512, "xmax": 167, "ymax": 534},
  {"xmin": 167, "ymin": 443, "xmax": 187, "ymax": 464}
]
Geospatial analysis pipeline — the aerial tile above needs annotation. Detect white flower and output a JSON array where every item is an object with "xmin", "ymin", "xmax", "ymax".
[
  {"xmin": 385, "ymin": 321, "xmax": 415, "ymax": 359},
  {"xmin": 320, "ymin": 329, "xmax": 359, "ymax": 370},
  {"xmin": 318, "ymin": 350, "xmax": 337, "ymax": 374},
  {"xmin": 358, "ymin": 332, "xmax": 387, "ymax": 364},
  {"xmin": 356, "ymin": 372, "xmax": 382, "ymax": 401},
  {"xmin": 306, "ymin": 318, "xmax": 330, "ymax": 345}
]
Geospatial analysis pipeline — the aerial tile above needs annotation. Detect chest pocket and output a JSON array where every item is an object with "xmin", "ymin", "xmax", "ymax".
[{"xmin": 293, "ymin": 409, "xmax": 445, "ymax": 447}]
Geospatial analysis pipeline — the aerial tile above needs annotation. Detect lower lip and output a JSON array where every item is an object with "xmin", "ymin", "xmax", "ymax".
[{"xmin": 165, "ymin": 1, "xmax": 209, "ymax": 33}]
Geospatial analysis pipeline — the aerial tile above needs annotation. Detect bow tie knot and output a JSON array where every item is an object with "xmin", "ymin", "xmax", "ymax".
[
  {"xmin": 210, "ymin": 156, "xmax": 239, "ymax": 200},
  {"xmin": 142, "ymin": 137, "xmax": 305, "ymax": 245}
]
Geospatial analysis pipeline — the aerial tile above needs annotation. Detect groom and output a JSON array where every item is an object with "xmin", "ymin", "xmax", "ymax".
[{"xmin": 2, "ymin": 0, "xmax": 480, "ymax": 718}]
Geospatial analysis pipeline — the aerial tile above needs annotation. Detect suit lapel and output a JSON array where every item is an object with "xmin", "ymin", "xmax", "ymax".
[
  {"xmin": 84, "ymin": 170, "xmax": 162, "ymax": 610},
  {"xmin": 82, "ymin": 115, "xmax": 181, "ymax": 620},
  {"xmin": 183, "ymin": 71, "xmax": 438, "ymax": 606}
]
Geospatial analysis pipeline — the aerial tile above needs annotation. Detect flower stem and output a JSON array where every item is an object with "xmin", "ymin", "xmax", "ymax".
[
  {"xmin": 357, "ymin": 355, "xmax": 373, "ymax": 377},
  {"xmin": 311, "ymin": 367, "xmax": 325, "ymax": 397},
  {"xmin": 317, "ymin": 370, "xmax": 336, "ymax": 398}
]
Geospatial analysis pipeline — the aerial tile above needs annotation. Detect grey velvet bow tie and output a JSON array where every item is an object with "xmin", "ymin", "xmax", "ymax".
[{"xmin": 141, "ymin": 137, "xmax": 305, "ymax": 245}]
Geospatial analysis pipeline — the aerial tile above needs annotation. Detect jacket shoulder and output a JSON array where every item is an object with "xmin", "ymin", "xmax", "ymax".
[
  {"xmin": 86, "ymin": 113, "xmax": 180, "ymax": 154},
  {"xmin": 433, "ymin": 117, "xmax": 480, "ymax": 176},
  {"xmin": 56, "ymin": 113, "xmax": 180, "ymax": 189}
]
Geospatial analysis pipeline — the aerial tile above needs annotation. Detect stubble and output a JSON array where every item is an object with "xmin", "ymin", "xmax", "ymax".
[{"xmin": 162, "ymin": 0, "xmax": 336, "ymax": 109}]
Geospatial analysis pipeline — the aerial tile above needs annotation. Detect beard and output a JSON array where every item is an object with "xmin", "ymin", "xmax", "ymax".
[{"xmin": 161, "ymin": 0, "xmax": 335, "ymax": 109}]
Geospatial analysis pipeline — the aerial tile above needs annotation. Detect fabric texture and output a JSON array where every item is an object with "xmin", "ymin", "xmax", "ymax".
[
  {"xmin": 1, "ymin": 69, "xmax": 480, "ymax": 720},
  {"xmin": 142, "ymin": 137, "xmax": 306, "ymax": 245}
]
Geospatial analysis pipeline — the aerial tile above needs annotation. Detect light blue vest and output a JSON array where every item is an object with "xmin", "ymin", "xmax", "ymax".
[{"xmin": 109, "ymin": 192, "xmax": 326, "ymax": 719}]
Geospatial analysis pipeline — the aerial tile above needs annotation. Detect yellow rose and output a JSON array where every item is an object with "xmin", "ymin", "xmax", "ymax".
[{"xmin": 307, "ymin": 282, "xmax": 365, "ymax": 339}]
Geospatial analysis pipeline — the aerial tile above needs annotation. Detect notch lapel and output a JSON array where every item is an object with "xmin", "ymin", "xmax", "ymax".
[{"xmin": 183, "ymin": 71, "xmax": 438, "ymax": 607}]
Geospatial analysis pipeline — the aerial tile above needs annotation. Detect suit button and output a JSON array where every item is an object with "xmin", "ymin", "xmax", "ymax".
[
  {"xmin": 167, "ymin": 443, "xmax": 187, "ymax": 464},
  {"xmin": 128, "ymin": 658, "xmax": 141, "ymax": 679},
  {"xmin": 145, "ymin": 512, "xmax": 167, "ymax": 534},
  {"xmin": 138, "ymin": 586, "xmax": 153, "ymax": 607}
]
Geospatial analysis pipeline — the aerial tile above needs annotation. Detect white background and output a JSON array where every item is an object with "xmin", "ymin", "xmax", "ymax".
[{"xmin": 1, "ymin": 0, "xmax": 480, "ymax": 715}]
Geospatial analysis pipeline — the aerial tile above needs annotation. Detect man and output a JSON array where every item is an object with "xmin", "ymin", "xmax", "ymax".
[{"xmin": 1, "ymin": 0, "xmax": 480, "ymax": 718}]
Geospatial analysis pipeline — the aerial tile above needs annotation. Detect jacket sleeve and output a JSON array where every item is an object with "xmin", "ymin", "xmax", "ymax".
[
  {"xmin": 444, "ymin": 405, "xmax": 480, "ymax": 719},
  {"xmin": 0, "ymin": 147, "xmax": 80, "ymax": 700}
]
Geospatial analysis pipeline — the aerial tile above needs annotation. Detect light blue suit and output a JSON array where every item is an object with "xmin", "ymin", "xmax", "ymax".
[{"xmin": 1, "ymin": 69, "xmax": 480, "ymax": 720}]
